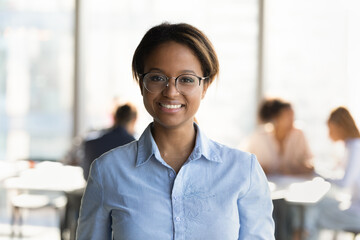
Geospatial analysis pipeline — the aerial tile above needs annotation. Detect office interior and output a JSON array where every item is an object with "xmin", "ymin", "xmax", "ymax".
[{"xmin": 1, "ymin": 0, "xmax": 360, "ymax": 239}]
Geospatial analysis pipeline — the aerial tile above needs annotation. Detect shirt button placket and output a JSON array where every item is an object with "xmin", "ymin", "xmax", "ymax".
[
  {"xmin": 172, "ymin": 196, "xmax": 184, "ymax": 240},
  {"xmin": 171, "ymin": 172, "xmax": 184, "ymax": 240}
]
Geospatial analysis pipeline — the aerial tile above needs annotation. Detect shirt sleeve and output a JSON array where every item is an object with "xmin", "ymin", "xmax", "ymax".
[
  {"xmin": 76, "ymin": 160, "xmax": 112, "ymax": 240},
  {"xmin": 333, "ymin": 143, "xmax": 360, "ymax": 188},
  {"xmin": 237, "ymin": 154, "xmax": 275, "ymax": 239}
]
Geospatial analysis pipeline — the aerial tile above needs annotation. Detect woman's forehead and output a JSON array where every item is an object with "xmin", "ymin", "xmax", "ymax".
[{"xmin": 144, "ymin": 41, "xmax": 202, "ymax": 75}]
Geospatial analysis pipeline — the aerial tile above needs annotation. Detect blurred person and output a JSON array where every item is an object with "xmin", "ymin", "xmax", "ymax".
[
  {"xmin": 244, "ymin": 98, "xmax": 314, "ymax": 240},
  {"xmin": 82, "ymin": 102, "xmax": 137, "ymax": 180},
  {"xmin": 305, "ymin": 106, "xmax": 360, "ymax": 239},
  {"xmin": 76, "ymin": 22, "xmax": 274, "ymax": 240},
  {"xmin": 60, "ymin": 103, "xmax": 137, "ymax": 240},
  {"xmin": 245, "ymin": 97, "xmax": 314, "ymax": 175}
]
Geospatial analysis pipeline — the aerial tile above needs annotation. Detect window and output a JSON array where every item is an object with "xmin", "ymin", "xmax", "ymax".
[
  {"xmin": 0, "ymin": 0, "xmax": 74, "ymax": 160},
  {"xmin": 2, "ymin": 0, "xmax": 359, "ymax": 164},
  {"xmin": 78, "ymin": 0, "xmax": 259, "ymax": 147},
  {"xmin": 263, "ymin": 0, "xmax": 360, "ymax": 164}
]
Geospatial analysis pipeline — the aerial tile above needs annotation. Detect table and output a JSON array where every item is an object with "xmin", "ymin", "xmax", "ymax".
[
  {"xmin": 0, "ymin": 160, "xmax": 29, "ymax": 183},
  {"xmin": 268, "ymin": 175, "xmax": 331, "ymax": 240},
  {"xmin": 268, "ymin": 175, "xmax": 331, "ymax": 203},
  {"xmin": 3, "ymin": 161, "xmax": 86, "ymax": 239},
  {"xmin": 3, "ymin": 161, "xmax": 86, "ymax": 193}
]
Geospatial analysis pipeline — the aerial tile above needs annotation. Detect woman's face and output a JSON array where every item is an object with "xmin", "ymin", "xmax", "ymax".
[
  {"xmin": 328, "ymin": 121, "xmax": 344, "ymax": 141},
  {"xmin": 274, "ymin": 107, "xmax": 294, "ymax": 131},
  {"xmin": 141, "ymin": 41, "xmax": 208, "ymax": 130}
]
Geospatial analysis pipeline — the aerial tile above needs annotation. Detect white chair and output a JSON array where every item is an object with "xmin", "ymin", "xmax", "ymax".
[
  {"xmin": 10, "ymin": 193, "xmax": 67, "ymax": 238},
  {"xmin": 334, "ymin": 230, "xmax": 360, "ymax": 240}
]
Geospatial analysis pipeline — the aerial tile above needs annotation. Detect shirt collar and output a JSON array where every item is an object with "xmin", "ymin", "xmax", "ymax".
[
  {"xmin": 135, "ymin": 122, "xmax": 222, "ymax": 167},
  {"xmin": 190, "ymin": 123, "xmax": 222, "ymax": 163}
]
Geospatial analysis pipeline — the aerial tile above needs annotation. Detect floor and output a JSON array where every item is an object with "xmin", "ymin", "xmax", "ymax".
[{"xmin": 0, "ymin": 207, "xmax": 62, "ymax": 240}]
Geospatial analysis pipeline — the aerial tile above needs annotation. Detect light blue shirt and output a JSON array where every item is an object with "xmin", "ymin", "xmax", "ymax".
[{"xmin": 76, "ymin": 123, "xmax": 275, "ymax": 240}]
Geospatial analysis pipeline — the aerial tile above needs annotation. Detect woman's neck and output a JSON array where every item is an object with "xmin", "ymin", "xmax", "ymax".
[
  {"xmin": 151, "ymin": 122, "xmax": 196, "ymax": 173},
  {"xmin": 274, "ymin": 127, "xmax": 288, "ymax": 142},
  {"xmin": 273, "ymin": 125, "xmax": 292, "ymax": 155}
]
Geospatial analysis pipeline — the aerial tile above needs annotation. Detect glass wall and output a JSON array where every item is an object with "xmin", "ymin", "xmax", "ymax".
[
  {"xmin": 0, "ymin": 0, "xmax": 74, "ymax": 160},
  {"xmin": 1, "ymin": 0, "xmax": 359, "ymax": 164}
]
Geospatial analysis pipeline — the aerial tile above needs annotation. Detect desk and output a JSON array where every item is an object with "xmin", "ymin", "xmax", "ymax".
[
  {"xmin": 4, "ymin": 161, "xmax": 86, "ymax": 193},
  {"xmin": 3, "ymin": 161, "xmax": 86, "ymax": 239},
  {"xmin": 268, "ymin": 175, "xmax": 331, "ymax": 240},
  {"xmin": 0, "ymin": 161, "xmax": 29, "ymax": 183},
  {"xmin": 268, "ymin": 175, "xmax": 331, "ymax": 203}
]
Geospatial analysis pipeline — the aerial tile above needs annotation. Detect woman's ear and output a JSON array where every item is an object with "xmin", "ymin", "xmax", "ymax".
[
  {"xmin": 201, "ymin": 82, "xmax": 209, "ymax": 99},
  {"xmin": 139, "ymin": 79, "xmax": 144, "ymax": 96}
]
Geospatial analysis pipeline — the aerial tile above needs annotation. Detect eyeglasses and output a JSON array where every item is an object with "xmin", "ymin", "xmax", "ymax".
[{"xmin": 140, "ymin": 72, "xmax": 208, "ymax": 95}]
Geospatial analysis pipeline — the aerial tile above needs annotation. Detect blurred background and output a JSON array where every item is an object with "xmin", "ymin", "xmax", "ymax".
[{"xmin": 0, "ymin": 0, "xmax": 360, "ymax": 239}]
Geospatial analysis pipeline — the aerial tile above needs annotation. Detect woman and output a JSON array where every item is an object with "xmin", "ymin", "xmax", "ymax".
[
  {"xmin": 306, "ymin": 106, "xmax": 360, "ymax": 239},
  {"xmin": 327, "ymin": 107, "xmax": 360, "ymax": 198},
  {"xmin": 246, "ymin": 98, "xmax": 313, "ymax": 175},
  {"xmin": 245, "ymin": 98, "xmax": 313, "ymax": 239},
  {"xmin": 76, "ymin": 23, "xmax": 274, "ymax": 240}
]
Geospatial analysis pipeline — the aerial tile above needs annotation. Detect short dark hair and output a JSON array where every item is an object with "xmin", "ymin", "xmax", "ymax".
[
  {"xmin": 114, "ymin": 103, "xmax": 137, "ymax": 127},
  {"xmin": 258, "ymin": 98, "xmax": 292, "ymax": 123},
  {"xmin": 132, "ymin": 22, "xmax": 219, "ymax": 85}
]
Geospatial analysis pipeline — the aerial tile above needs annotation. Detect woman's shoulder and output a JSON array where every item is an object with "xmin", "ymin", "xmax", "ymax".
[
  {"xmin": 92, "ymin": 140, "xmax": 138, "ymax": 168},
  {"xmin": 347, "ymin": 138, "xmax": 360, "ymax": 148}
]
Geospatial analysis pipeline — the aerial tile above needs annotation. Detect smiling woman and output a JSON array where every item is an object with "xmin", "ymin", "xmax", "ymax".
[
  {"xmin": 76, "ymin": 23, "xmax": 275, "ymax": 240},
  {"xmin": 141, "ymin": 41, "xmax": 206, "ymax": 136}
]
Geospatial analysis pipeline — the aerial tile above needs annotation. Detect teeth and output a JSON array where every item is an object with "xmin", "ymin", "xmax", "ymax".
[{"xmin": 160, "ymin": 103, "xmax": 182, "ymax": 109}]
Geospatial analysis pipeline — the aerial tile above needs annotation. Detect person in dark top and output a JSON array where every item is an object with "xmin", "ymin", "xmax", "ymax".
[
  {"xmin": 82, "ymin": 103, "xmax": 137, "ymax": 180},
  {"xmin": 60, "ymin": 103, "xmax": 137, "ymax": 240}
]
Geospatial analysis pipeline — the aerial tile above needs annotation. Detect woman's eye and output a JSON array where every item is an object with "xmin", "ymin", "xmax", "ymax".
[
  {"xmin": 150, "ymin": 75, "xmax": 166, "ymax": 82},
  {"xmin": 179, "ymin": 76, "xmax": 195, "ymax": 84}
]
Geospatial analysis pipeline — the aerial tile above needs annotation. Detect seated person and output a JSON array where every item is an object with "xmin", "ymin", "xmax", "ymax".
[
  {"xmin": 305, "ymin": 106, "xmax": 360, "ymax": 239},
  {"xmin": 60, "ymin": 103, "xmax": 137, "ymax": 240},
  {"xmin": 244, "ymin": 97, "xmax": 314, "ymax": 240},
  {"xmin": 82, "ymin": 103, "xmax": 137, "ymax": 180},
  {"xmin": 245, "ymin": 97, "xmax": 314, "ymax": 175}
]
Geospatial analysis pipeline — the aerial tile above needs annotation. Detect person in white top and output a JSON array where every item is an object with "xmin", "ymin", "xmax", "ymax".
[
  {"xmin": 245, "ymin": 98, "xmax": 314, "ymax": 240},
  {"xmin": 246, "ymin": 98, "xmax": 314, "ymax": 175},
  {"xmin": 306, "ymin": 106, "xmax": 360, "ymax": 239}
]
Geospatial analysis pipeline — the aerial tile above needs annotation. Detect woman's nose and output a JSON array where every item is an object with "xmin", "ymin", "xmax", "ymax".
[{"xmin": 162, "ymin": 78, "xmax": 180, "ymax": 96}]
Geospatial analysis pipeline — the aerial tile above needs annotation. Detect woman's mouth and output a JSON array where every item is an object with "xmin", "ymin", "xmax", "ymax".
[
  {"xmin": 158, "ymin": 103, "xmax": 184, "ymax": 112},
  {"xmin": 159, "ymin": 103, "xmax": 182, "ymax": 109}
]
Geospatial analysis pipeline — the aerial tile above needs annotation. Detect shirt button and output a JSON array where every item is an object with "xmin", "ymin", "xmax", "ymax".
[
  {"xmin": 173, "ymin": 196, "xmax": 177, "ymax": 200},
  {"xmin": 175, "ymin": 217, "xmax": 181, "ymax": 222},
  {"xmin": 169, "ymin": 172, "xmax": 175, "ymax": 178}
]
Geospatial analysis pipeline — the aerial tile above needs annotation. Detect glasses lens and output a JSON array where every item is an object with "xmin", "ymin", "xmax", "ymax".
[
  {"xmin": 177, "ymin": 74, "xmax": 199, "ymax": 94},
  {"xmin": 143, "ymin": 73, "xmax": 167, "ymax": 93}
]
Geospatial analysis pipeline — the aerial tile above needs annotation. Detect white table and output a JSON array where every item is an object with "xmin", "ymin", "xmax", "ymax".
[
  {"xmin": 268, "ymin": 175, "xmax": 331, "ymax": 203},
  {"xmin": 268, "ymin": 174, "xmax": 331, "ymax": 240},
  {"xmin": 3, "ymin": 161, "xmax": 86, "ymax": 238},
  {"xmin": 0, "ymin": 160, "xmax": 29, "ymax": 183},
  {"xmin": 4, "ymin": 161, "xmax": 86, "ymax": 193}
]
